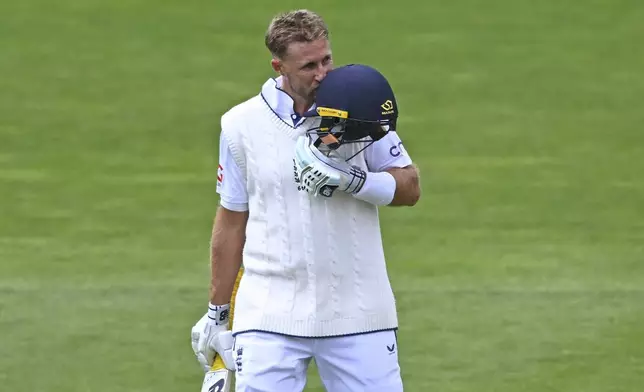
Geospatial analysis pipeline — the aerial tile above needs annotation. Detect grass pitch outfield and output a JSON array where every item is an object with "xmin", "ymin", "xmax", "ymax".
[{"xmin": 1, "ymin": 0, "xmax": 643, "ymax": 391}]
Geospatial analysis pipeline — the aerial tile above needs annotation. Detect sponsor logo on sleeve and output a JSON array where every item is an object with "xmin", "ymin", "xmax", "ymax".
[{"xmin": 389, "ymin": 142, "xmax": 405, "ymax": 157}]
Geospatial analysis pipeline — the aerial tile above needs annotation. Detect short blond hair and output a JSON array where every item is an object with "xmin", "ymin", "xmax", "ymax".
[{"xmin": 265, "ymin": 9, "xmax": 329, "ymax": 59}]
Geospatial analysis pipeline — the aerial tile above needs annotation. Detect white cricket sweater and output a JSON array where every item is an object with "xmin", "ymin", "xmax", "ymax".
[{"xmin": 222, "ymin": 91, "xmax": 398, "ymax": 338}]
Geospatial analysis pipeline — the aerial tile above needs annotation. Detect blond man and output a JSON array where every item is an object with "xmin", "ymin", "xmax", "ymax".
[{"xmin": 192, "ymin": 9, "xmax": 420, "ymax": 392}]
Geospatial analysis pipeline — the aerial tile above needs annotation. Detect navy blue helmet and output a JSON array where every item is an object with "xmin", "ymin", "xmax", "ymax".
[{"xmin": 304, "ymin": 64, "xmax": 398, "ymax": 156}]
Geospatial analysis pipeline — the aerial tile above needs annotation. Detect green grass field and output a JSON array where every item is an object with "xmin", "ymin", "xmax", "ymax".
[{"xmin": 2, "ymin": 0, "xmax": 644, "ymax": 391}]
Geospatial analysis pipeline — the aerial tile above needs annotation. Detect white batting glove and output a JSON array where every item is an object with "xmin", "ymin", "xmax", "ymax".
[
  {"xmin": 191, "ymin": 304, "xmax": 235, "ymax": 372},
  {"xmin": 293, "ymin": 135, "xmax": 367, "ymax": 197}
]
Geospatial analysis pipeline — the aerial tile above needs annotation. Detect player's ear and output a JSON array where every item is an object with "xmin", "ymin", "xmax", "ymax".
[{"xmin": 270, "ymin": 58, "xmax": 282, "ymax": 75}]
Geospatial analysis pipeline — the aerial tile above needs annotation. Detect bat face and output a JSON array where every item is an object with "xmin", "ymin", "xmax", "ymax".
[{"xmin": 200, "ymin": 368, "xmax": 232, "ymax": 392}]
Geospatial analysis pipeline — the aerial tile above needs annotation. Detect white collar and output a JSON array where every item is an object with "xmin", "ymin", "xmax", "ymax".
[{"xmin": 260, "ymin": 76, "xmax": 314, "ymax": 128}]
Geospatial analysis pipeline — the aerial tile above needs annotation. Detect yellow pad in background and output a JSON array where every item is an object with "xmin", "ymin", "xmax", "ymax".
[{"xmin": 210, "ymin": 268, "xmax": 243, "ymax": 371}]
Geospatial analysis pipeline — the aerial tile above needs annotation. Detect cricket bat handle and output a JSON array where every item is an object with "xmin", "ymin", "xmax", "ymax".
[{"xmin": 211, "ymin": 356, "xmax": 227, "ymax": 371}]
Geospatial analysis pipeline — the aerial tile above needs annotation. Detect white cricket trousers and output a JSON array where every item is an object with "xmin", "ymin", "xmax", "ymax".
[{"xmin": 232, "ymin": 330, "xmax": 403, "ymax": 392}]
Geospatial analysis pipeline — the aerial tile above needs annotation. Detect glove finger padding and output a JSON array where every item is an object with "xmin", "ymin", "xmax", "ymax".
[
  {"xmin": 293, "ymin": 135, "xmax": 366, "ymax": 197},
  {"xmin": 211, "ymin": 330, "xmax": 235, "ymax": 371},
  {"xmin": 294, "ymin": 136, "xmax": 319, "ymax": 195},
  {"xmin": 294, "ymin": 137, "xmax": 314, "ymax": 174},
  {"xmin": 196, "ymin": 330, "xmax": 215, "ymax": 367},
  {"xmin": 298, "ymin": 165, "xmax": 324, "ymax": 196},
  {"xmin": 191, "ymin": 330, "xmax": 200, "ymax": 355},
  {"xmin": 294, "ymin": 136, "xmax": 335, "ymax": 195},
  {"xmin": 196, "ymin": 352, "xmax": 212, "ymax": 373},
  {"xmin": 191, "ymin": 313, "xmax": 208, "ymax": 354}
]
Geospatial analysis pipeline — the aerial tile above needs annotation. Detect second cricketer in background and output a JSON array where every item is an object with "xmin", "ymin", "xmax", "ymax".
[{"xmin": 192, "ymin": 9, "xmax": 420, "ymax": 391}]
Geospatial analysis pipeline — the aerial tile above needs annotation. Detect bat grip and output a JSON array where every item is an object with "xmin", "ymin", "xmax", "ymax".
[{"xmin": 211, "ymin": 355, "xmax": 227, "ymax": 371}]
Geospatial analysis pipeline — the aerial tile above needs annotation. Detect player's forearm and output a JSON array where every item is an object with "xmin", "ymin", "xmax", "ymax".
[
  {"xmin": 209, "ymin": 207, "xmax": 248, "ymax": 305},
  {"xmin": 386, "ymin": 164, "xmax": 421, "ymax": 206}
]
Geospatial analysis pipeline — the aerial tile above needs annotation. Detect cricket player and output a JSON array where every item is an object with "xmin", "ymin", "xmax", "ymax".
[{"xmin": 191, "ymin": 9, "xmax": 421, "ymax": 392}]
